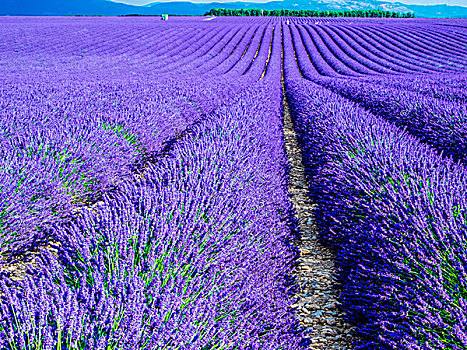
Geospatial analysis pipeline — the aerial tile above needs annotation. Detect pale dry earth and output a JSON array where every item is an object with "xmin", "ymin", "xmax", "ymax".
[{"xmin": 282, "ymin": 83, "xmax": 355, "ymax": 350}]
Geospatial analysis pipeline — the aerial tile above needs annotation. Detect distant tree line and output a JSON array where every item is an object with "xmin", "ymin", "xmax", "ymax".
[{"xmin": 204, "ymin": 8, "xmax": 415, "ymax": 18}]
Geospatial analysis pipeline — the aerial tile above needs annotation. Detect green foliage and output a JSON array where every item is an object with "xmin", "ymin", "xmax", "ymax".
[{"xmin": 204, "ymin": 8, "xmax": 415, "ymax": 18}]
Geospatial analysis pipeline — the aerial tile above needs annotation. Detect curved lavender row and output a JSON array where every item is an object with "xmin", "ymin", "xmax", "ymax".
[
  {"xmin": 349, "ymin": 26, "xmax": 450, "ymax": 72},
  {"xmin": 177, "ymin": 26, "xmax": 247, "ymax": 75},
  {"xmin": 287, "ymin": 25, "xmax": 322, "ymax": 78},
  {"xmin": 96, "ymin": 25, "xmax": 202, "ymax": 69},
  {"xmin": 181, "ymin": 25, "xmax": 256, "ymax": 76},
  {"xmin": 299, "ymin": 24, "xmax": 361, "ymax": 76},
  {"xmin": 309, "ymin": 25, "xmax": 380, "ymax": 75},
  {"xmin": 357, "ymin": 27, "xmax": 456, "ymax": 72},
  {"xmin": 355, "ymin": 73, "xmax": 467, "ymax": 103},
  {"xmin": 335, "ymin": 25, "xmax": 437, "ymax": 74},
  {"xmin": 284, "ymin": 75, "xmax": 467, "ymax": 350},
  {"xmin": 397, "ymin": 25, "xmax": 467, "ymax": 56},
  {"xmin": 225, "ymin": 26, "xmax": 268, "ymax": 76},
  {"xmin": 260, "ymin": 23, "xmax": 282, "ymax": 80},
  {"xmin": 114, "ymin": 27, "xmax": 187, "ymax": 58},
  {"xmin": 293, "ymin": 21, "xmax": 466, "ymax": 76},
  {"xmin": 156, "ymin": 26, "xmax": 233, "ymax": 73},
  {"xmin": 425, "ymin": 26, "xmax": 467, "ymax": 46},
  {"xmin": 317, "ymin": 25, "xmax": 398, "ymax": 74},
  {"xmin": 289, "ymin": 24, "xmax": 338, "ymax": 76},
  {"xmin": 243, "ymin": 23, "xmax": 282, "ymax": 82},
  {"xmin": 408, "ymin": 27, "xmax": 467, "ymax": 55},
  {"xmin": 0, "ymin": 78, "xmax": 307, "ymax": 350},
  {"xmin": 382, "ymin": 25, "xmax": 467, "ymax": 57},
  {"xmin": 374, "ymin": 27, "xmax": 467, "ymax": 68},
  {"xmin": 83, "ymin": 27, "xmax": 185, "ymax": 59},
  {"xmin": 0, "ymin": 19, "xmax": 266, "ymax": 80},
  {"xmin": 201, "ymin": 26, "xmax": 259, "ymax": 76},
  {"xmin": 84, "ymin": 25, "xmax": 227, "ymax": 78},
  {"xmin": 312, "ymin": 76, "xmax": 467, "ymax": 162},
  {"xmin": 242, "ymin": 26, "xmax": 274, "ymax": 76},
  {"xmin": 171, "ymin": 24, "xmax": 265, "ymax": 80},
  {"xmin": 359, "ymin": 26, "xmax": 460, "ymax": 72},
  {"xmin": 283, "ymin": 24, "xmax": 304, "ymax": 80},
  {"xmin": 0, "ymin": 18, "xmax": 194, "ymax": 62},
  {"xmin": 0, "ymin": 79, "xmax": 206, "ymax": 257},
  {"xmin": 147, "ymin": 28, "xmax": 211, "ymax": 66},
  {"xmin": 150, "ymin": 27, "xmax": 222, "ymax": 71}
]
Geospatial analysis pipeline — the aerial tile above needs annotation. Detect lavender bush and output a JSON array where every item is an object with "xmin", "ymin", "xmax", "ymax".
[
  {"xmin": 0, "ymin": 77, "xmax": 306, "ymax": 350},
  {"xmin": 1, "ymin": 15, "xmax": 466, "ymax": 350},
  {"xmin": 284, "ymin": 75, "xmax": 467, "ymax": 350}
]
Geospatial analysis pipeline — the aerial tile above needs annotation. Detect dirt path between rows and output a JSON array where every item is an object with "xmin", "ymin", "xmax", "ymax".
[{"xmin": 282, "ymin": 78, "xmax": 355, "ymax": 350}]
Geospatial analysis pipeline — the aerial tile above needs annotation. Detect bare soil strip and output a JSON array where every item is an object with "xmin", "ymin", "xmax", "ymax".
[{"xmin": 282, "ymin": 79, "xmax": 355, "ymax": 349}]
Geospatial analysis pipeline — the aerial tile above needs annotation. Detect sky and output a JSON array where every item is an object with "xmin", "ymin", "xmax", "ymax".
[
  {"xmin": 112, "ymin": 0, "xmax": 467, "ymax": 6},
  {"xmin": 112, "ymin": 0, "xmax": 271, "ymax": 4}
]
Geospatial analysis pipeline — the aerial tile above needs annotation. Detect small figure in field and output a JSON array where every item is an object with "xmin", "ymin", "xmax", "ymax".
[{"xmin": 286, "ymin": 20, "xmax": 290, "ymax": 25}]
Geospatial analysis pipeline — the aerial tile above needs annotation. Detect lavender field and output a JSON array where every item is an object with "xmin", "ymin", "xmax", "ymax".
[{"xmin": 0, "ymin": 15, "xmax": 466, "ymax": 350}]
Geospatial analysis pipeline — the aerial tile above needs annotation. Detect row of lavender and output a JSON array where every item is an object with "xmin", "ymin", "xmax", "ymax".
[
  {"xmin": 3, "ymin": 17, "xmax": 465, "ymax": 81},
  {"xmin": 0, "ymin": 18, "xmax": 275, "ymax": 80},
  {"xmin": 283, "ymin": 20, "xmax": 467, "ymax": 349},
  {"xmin": 1, "ymin": 77, "xmax": 308, "ymax": 350},
  {"xmin": 287, "ymin": 20, "xmax": 467, "ymax": 163},
  {"xmin": 312, "ymin": 74, "xmax": 467, "ymax": 162},
  {"xmin": 0, "ymin": 19, "xmax": 312, "ymax": 349},
  {"xmin": 0, "ymin": 18, "xmax": 276, "ymax": 259},
  {"xmin": 356, "ymin": 74, "xmax": 467, "ymax": 102},
  {"xmin": 287, "ymin": 22, "xmax": 467, "ymax": 76}
]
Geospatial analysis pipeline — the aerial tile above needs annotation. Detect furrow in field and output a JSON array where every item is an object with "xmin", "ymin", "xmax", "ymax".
[
  {"xmin": 312, "ymin": 25, "xmax": 380, "ymax": 75},
  {"xmin": 319, "ymin": 25, "xmax": 401, "ymax": 75},
  {"xmin": 359, "ymin": 27, "xmax": 455, "ymax": 71},
  {"xmin": 337, "ymin": 26, "xmax": 436, "ymax": 74},
  {"xmin": 242, "ymin": 25, "xmax": 270, "ymax": 76},
  {"xmin": 379, "ymin": 27, "xmax": 467, "ymax": 68},
  {"xmin": 260, "ymin": 26, "xmax": 275, "ymax": 79},
  {"xmin": 281, "ymin": 22, "xmax": 355, "ymax": 350},
  {"xmin": 303, "ymin": 24, "xmax": 362, "ymax": 76}
]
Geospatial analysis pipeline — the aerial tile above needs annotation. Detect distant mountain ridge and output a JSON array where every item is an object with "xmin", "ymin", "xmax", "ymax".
[{"xmin": 1, "ymin": 0, "xmax": 466, "ymax": 18}]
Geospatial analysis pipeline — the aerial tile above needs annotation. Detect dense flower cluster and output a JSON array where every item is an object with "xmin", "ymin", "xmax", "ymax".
[
  {"xmin": 0, "ymin": 17, "xmax": 310, "ymax": 349},
  {"xmin": 312, "ymin": 76, "xmax": 467, "ymax": 162},
  {"xmin": 0, "ymin": 15, "xmax": 466, "ymax": 350},
  {"xmin": 1, "ymin": 78, "xmax": 306, "ymax": 349},
  {"xmin": 283, "ymin": 19, "xmax": 467, "ymax": 350}
]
